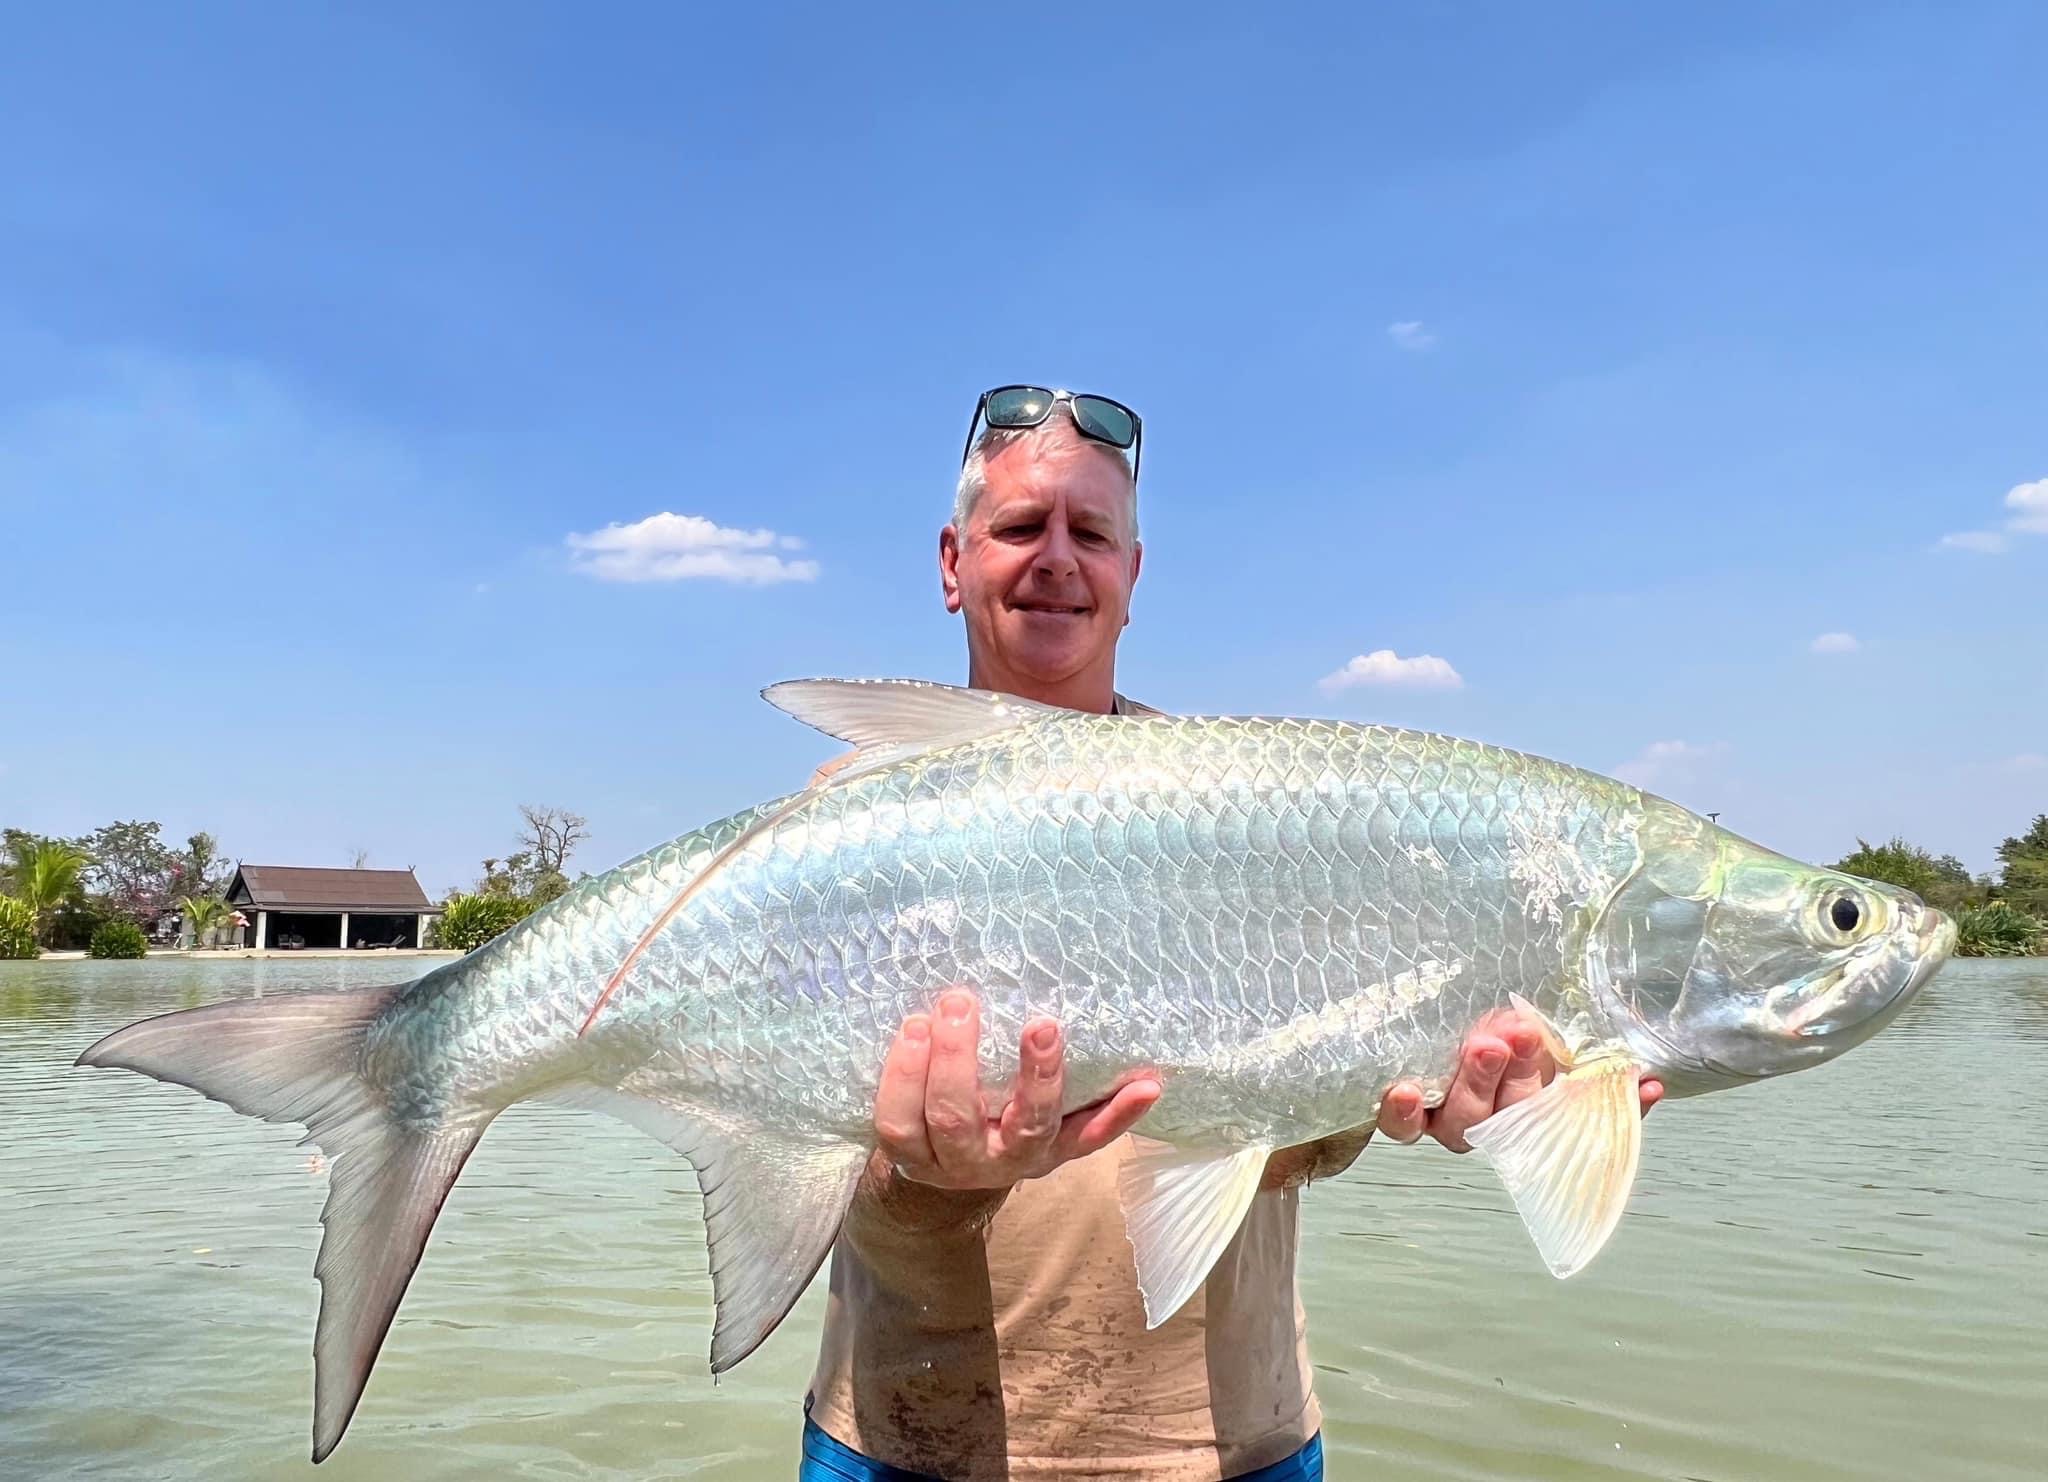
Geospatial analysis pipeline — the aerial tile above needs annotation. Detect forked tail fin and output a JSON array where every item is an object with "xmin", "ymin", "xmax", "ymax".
[{"xmin": 76, "ymin": 986, "xmax": 488, "ymax": 1462}]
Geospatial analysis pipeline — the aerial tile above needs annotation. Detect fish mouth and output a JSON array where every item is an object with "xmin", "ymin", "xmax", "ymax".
[
  {"xmin": 1861, "ymin": 896, "xmax": 1955, "ymax": 1014},
  {"xmin": 1647, "ymin": 904, "xmax": 1955, "ymax": 1093},
  {"xmin": 1894, "ymin": 904, "xmax": 1956, "ymax": 1004},
  {"xmin": 1787, "ymin": 899, "xmax": 1953, "ymax": 1042}
]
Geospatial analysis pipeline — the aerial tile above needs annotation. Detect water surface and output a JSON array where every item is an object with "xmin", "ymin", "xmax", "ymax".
[{"xmin": 2, "ymin": 956, "xmax": 2042, "ymax": 1480}]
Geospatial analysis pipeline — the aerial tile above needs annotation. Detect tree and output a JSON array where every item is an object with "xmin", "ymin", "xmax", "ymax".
[
  {"xmin": 517, "ymin": 805, "xmax": 587, "ymax": 900},
  {"xmin": 1834, "ymin": 837, "xmax": 1944, "ymax": 899},
  {"xmin": 179, "ymin": 833, "xmax": 235, "ymax": 898},
  {"xmin": 1921, "ymin": 852, "xmax": 1988, "ymax": 912},
  {"xmin": 4, "ymin": 828, "xmax": 79, "ymax": 892},
  {"xmin": 80, "ymin": 820, "xmax": 181, "ymax": 926},
  {"xmin": 179, "ymin": 895, "xmax": 235, "ymax": 947},
  {"xmin": 1835, "ymin": 837, "xmax": 1988, "ymax": 912},
  {"xmin": 71, "ymin": 821, "xmax": 232, "ymax": 927},
  {"xmin": 477, "ymin": 854, "xmax": 525, "ymax": 898},
  {"xmin": 1997, "ymin": 814, "xmax": 2048, "ymax": 920},
  {"xmin": 9, "ymin": 837, "xmax": 91, "ymax": 946},
  {"xmin": 347, "ymin": 845, "xmax": 371, "ymax": 869},
  {"xmin": 475, "ymin": 807, "xmax": 588, "ymax": 905},
  {"xmin": 1931, "ymin": 853, "xmax": 1975, "ymax": 886}
]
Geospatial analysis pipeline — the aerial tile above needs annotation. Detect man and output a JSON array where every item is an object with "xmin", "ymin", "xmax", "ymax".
[{"xmin": 800, "ymin": 387, "xmax": 1660, "ymax": 1480}]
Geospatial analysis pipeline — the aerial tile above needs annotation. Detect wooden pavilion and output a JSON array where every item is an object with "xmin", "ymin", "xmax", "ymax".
[{"xmin": 223, "ymin": 865, "xmax": 441, "ymax": 951}]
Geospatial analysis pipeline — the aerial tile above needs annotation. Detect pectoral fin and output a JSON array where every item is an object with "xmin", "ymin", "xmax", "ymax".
[
  {"xmin": 1466, "ymin": 1057, "xmax": 1642, "ymax": 1278},
  {"xmin": 1116, "ymin": 1141, "xmax": 1271, "ymax": 1329}
]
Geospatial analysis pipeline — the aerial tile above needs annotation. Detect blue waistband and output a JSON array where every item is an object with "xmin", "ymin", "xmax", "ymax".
[{"xmin": 799, "ymin": 1417, "xmax": 1324, "ymax": 1481}]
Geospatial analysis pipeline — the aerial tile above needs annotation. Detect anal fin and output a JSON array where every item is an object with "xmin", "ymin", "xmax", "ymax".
[
  {"xmin": 1466, "ymin": 1056, "xmax": 1642, "ymax": 1278},
  {"xmin": 554, "ymin": 1083, "xmax": 867, "ymax": 1371},
  {"xmin": 1116, "ymin": 1140, "xmax": 1272, "ymax": 1329}
]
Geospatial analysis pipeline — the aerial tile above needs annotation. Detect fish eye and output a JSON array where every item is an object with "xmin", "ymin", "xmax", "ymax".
[{"xmin": 1815, "ymin": 886, "xmax": 1879, "ymax": 943}]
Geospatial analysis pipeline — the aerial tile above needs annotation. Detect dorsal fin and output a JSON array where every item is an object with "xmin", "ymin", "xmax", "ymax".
[{"xmin": 762, "ymin": 678, "xmax": 1068, "ymax": 750}]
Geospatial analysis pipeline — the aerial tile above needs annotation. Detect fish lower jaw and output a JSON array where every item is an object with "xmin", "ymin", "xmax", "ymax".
[{"xmin": 1638, "ymin": 1063, "xmax": 1753, "ymax": 1099}]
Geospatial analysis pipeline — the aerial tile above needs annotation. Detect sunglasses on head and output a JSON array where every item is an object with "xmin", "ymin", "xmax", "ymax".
[{"xmin": 960, "ymin": 385, "xmax": 1143, "ymax": 483}]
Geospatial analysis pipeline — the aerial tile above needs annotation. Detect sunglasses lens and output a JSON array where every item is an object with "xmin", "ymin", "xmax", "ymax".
[
  {"xmin": 1071, "ymin": 396, "xmax": 1136, "ymax": 449},
  {"xmin": 985, "ymin": 386, "xmax": 1054, "ymax": 428}
]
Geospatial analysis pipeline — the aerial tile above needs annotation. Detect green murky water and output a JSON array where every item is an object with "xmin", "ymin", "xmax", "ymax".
[{"xmin": 2, "ymin": 956, "xmax": 2042, "ymax": 1480}]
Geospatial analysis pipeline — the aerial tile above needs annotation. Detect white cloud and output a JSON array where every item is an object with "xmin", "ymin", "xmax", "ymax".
[
  {"xmin": 565, "ymin": 512, "xmax": 820, "ymax": 585},
  {"xmin": 2006, "ymin": 753, "xmax": 2048, "ymax": 773},
  {"xmin": 1386, "ymin": 320, "xmax": 1437, "ymax": 352},
  {"xmin": 1612, "ymin": 739, "xmax": 1728, "ymax": 791},
  {"xmin": 1935, "ymin": 530, "xmax": 2009, "ymax": 554},
  {"xmin": 1935, "ymin": 476, "xmax": 2048, "ymax": 553},
  {"xmin": 1318, "ymin": 649, "xmax": 1463, "ymax": 692},
  {"xmin": 2005, "ymin": 477, "xmax": 2048, "ymax": 534},
  {"xmin": 1809, "ymin": 631, "xmax": 1859, "ymax": 655}
]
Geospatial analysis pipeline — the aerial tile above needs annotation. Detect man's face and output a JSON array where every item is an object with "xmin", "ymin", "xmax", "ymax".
[{"xmin": 940, "ymin": 433, "xmax": 1142, "ymax": 694}]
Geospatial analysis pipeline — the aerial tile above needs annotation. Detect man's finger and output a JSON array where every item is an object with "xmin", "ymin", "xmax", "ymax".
[
  {"xmin": 1431, "ymin": 1033, "xmax": 1511, "ymax": 1153},
  {"xmin": 1493, "ymin": 1026, "xmax": 1550, "ymax": 1111},
  {"xmin": 998, "ymin": 1018, "xmax": 1066, "ymax": 1156},
  {"xmin": 1375, "ymin": 1082, "xmax": 1427, "ymax": 1144},
  {"xmin": 872, "ymin": 1014, "xmax": 937, "ymax": 1172},
  {"xmin": 1051, "ymin": 1078, "xmax": 1161, "ymax": 1163},
  {"xmin": 922, "ymin": 988, "xmax": 989, "ymax": 1171}
]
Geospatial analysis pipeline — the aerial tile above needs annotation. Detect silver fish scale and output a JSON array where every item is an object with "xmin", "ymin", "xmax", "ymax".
[
  {"xmin": 547, "ymin": 713, "xmax": 1648, "ymax": 1153},
  {"xmin": 369, "ymin": 795, "xmax": 802, "ymax": 1123}
]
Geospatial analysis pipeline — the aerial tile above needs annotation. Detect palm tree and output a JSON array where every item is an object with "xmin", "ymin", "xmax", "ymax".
[
  {"xmin": 11, "ymin": 839, "xmax": 90, "ymax": 947},
  {"xmin": 181, "ymin": 832, "xmax": 231, "ymax": 897},
  {"xmin": 178, "ymin": 894, "xmax": 234, "ymax": 949}
]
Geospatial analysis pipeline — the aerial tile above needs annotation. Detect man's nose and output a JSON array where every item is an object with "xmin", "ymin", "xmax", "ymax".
[{"xmin": 1035, "ymin": 517, "xmax": 1079, "ymax": 576}]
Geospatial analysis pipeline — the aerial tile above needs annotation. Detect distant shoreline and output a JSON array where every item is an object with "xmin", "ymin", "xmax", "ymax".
[{"xmin": 22, "ymin": 949, "xmax": 464, "ymax": 963}]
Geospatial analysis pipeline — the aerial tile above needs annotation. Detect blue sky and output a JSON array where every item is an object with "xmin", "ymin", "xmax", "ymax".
[{"xmin": 2, "ymin": 3, "xmax": 2043, "ymax": 894}]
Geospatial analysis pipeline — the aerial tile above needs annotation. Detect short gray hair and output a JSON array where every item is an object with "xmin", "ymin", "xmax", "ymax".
[{"xmin": 953, "ymin": 407, "xmax": 1139, "ymax": 536}]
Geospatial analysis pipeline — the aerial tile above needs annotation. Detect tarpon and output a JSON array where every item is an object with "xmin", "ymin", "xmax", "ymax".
[{"xmin": 78, "ymin": 679, "xmax": 1955, "ymax": 1459}]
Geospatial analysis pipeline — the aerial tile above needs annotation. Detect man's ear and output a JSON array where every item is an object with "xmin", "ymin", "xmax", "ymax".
[
  {"xmin": 939, "ymin": 524, "xmax": 963, "ymax": 614},
  {"xmin": 1123, "ymin": 540, "xmax": 1143, "ymax": 627}
]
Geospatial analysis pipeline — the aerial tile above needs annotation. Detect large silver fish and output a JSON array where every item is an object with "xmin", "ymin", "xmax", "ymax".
[{"xmin": 78, "ymin": 679, "xmax": 1954, "ymax": 1459}]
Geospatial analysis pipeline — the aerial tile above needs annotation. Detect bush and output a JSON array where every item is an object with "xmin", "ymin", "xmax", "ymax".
[
  {"xmin": 87, "ymin": 920, "xmax": 149, "ymax": 959},
  {"xmin": 435, "ymin": 892, "xmax": 534, "ymax": 953},
  {"xmin": 1955, "ymin": 900, "xmax": 2044, "ymax": 958},
  {"xmin": 0, "ymin": 896, "xmax": 38, "ymax": 959}
]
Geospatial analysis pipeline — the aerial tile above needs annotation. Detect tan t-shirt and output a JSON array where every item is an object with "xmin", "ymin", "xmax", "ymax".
[
  {"xmin": 804, "ymin": 693, "xmax": 1321, "ymax": 1480},
  {"xmin": 805, "ymin": 1140, "xmax": 1320, "ymax": 1481}
]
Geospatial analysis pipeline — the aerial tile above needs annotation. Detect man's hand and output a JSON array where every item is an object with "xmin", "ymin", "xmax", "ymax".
[
  {"xmin": 1375, "ymin": 1008, "xmax": 1666, "ymax": 1152},
  {"xmin": 875, "ymin": 988, "xmax": 1161, "ymax": 1190}
]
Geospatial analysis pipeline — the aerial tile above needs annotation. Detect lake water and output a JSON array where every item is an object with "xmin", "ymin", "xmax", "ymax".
[{"xmin": 2, "ymin": 955, "xmax": 2042, "ymax": 1480}]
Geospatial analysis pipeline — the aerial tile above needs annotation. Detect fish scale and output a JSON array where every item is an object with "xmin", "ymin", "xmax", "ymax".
[
  {"xmin": 76, "ymin": 678, "xmax": 1951, "ymax": 1461},
  {"xmin": 560, "ymin": 711, "xmax": 1636, "ymax": 1151}
]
